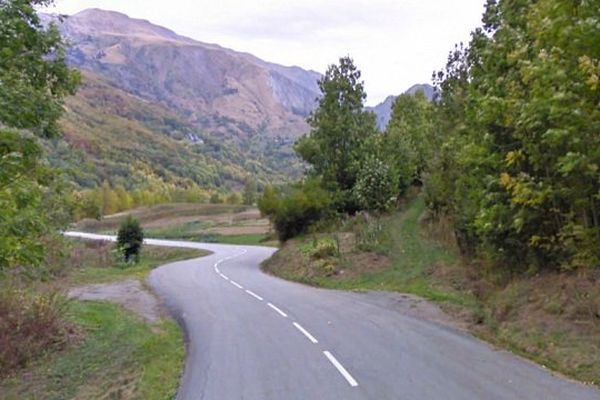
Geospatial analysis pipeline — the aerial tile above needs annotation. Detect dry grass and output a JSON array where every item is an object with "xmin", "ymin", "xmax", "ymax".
[
  {"xmin": 75, "ymin": 203, "xmax": 249, "ymax": 232},
  {"xmin": 0, "ymin": 289, "xmax": 78, "ymax": 378}
]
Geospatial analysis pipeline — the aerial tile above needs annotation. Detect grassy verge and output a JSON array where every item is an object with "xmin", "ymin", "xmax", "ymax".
[
  {"xmin": 0, "ymin": 301, "xmax": 184, "ymax": 399},
  {"xmin": 65, "ymin": 239, "xmax": 208, "ymax": 285},
  {"xmin": 1, "ymin": 239, "xmax": 207, "ymax": 398},
  {"xmin": 264, "ymin": 199, "xmax": 475, "ymax": 306},
  {"xmin": 263, "ymin": 196, "xmax": 600, "ymax": 386}
]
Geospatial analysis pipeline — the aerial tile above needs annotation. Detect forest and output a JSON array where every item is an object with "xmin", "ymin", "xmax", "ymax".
[{"xmin": 260, "ymin": 0, "xmax": 600, "ymax": 273}]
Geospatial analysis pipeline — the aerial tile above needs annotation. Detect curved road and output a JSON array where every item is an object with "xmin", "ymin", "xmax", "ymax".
[{"xmin": 66, "ymin": 232, "xmax": 600, "ymax": 400}]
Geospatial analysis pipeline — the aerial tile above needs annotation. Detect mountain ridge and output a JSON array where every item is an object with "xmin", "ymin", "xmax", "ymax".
[
  {"xmin": 44, "ymin": 8, "xmax": 321, "ymax": 139},
  {"xmin": 368, "ymin": 83, "xmax": 435, "ymax": 130}
]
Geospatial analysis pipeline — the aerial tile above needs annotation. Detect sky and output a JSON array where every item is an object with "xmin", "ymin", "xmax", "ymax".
[{"xmin": 40, "ymin": 0, "xmax": 486, "ymax": 106}]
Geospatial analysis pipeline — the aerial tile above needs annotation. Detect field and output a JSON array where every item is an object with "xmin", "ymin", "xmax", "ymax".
[{"xmin": 75, "ymin": 203, "xmax": 276, "ymax": 246}]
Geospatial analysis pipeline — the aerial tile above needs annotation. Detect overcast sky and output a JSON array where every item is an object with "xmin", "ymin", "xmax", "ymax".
[{"xmin": 40, "ymin": 0, "xmax": 485, "ymax": 106}]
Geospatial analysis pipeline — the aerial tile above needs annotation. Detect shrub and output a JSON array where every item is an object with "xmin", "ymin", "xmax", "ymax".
[
  {"xmin": 259, "ymin": 180, "xmax": 332, "ymax": 242},
  {"xmin": 116, "ymin": 216, "xmax": 144, "ymax": 263},
  {"xmin": 0, "ymin": 288, "xmax": 73, "ymax": 377},
  {"xmin": 308, "ymin": 237, "xmax": 339, "ymax": 259}
]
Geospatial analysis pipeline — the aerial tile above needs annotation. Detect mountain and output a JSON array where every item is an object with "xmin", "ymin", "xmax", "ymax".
[
  {"xmin": 39, "ymin": 9, "xmax": 319, "ymax": 190},
  {"xmin": 368, "ymin": 84, "xmax": 435, "ymax": 130},
  {"xmin": 44, "ymin": 71, "xmax": 303, "ymax": 190},
  {"xmin": 47, "ymin": 9, "xmax": 321, "ymax": 139}
]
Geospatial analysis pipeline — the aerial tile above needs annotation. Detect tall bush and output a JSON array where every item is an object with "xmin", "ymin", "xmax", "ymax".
[{"xmin": 116, "ymin": 216, "xmax": 144, "ymax": 263}]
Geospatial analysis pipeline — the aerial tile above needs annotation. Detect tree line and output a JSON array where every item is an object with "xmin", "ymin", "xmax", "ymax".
[{"xmin": 260, "ymin": 0, "xmax": 599, "ymax": 272}]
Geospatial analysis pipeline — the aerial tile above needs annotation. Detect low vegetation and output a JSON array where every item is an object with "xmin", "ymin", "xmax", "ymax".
[
  {"xmin": 0, "ymin": 301, "xmax": 184, "ymax": 399},
  {"xmin": 0, "ymin": 239, "xmax": 204, "ymax": 397}
]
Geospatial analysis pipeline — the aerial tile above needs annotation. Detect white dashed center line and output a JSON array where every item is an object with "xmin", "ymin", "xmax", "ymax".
[
  {"xmin": 214, "ymin": 250, "xmax": 359, "ymax": 388},
  {"xmin": 323, "ymin": 351, "xmax": 359, "ymax": 387},
  {"xmin": 267, "ymin": 302, "xmax": 288, "ymax": 318},
  {"xmin": 230, "ymin": 280, "xmax": 243, "ymax": 289},
  {"xmin": 245, "ymin": 289, "xmax": 264, "ymax": 301},
  {"xmin": 293, "ymin": 322, "xmax": 318, "ymax": 344}
]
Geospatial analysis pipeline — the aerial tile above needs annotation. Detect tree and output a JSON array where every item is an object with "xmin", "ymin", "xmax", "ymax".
[
  {"xmin": 295, "ymin": 56, "xmax": 377, "ymax": 212},
  {"xmin": 0, "ymin": 0, "xmax": 80, "ymax": 272},
  {"xmin": 353, "ymin": 156, "xmax": 396, "ymax": 212},
  {"xmin": 0, "ymin": 0, "xmax": 80, "ymax": 137},
  {"xmin": 243, "ymin": 177, "xmax": 257, "ymax": 205},
  {"xmin": 226, "ymin": 192, "xmax": 241, "ymax": 205},
  {"xmin": 116, "ymin": 216, "xmax": 144, "ymax": 263},
  {"xmin": 428, "ymin": 0, "xmax": 600, "ymax": 270},
  {"xmin": 209, "ymin": 193, "xmax": 223, "ymax": 204},
  {"xmin": 384, "ymin": 91, "xmax": 435, "ymax": 193}
]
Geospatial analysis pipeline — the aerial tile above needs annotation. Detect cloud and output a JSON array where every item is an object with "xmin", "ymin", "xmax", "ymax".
[{"xmin": 40, "ymin": 0, "xmax": 486, "ymax": 105}]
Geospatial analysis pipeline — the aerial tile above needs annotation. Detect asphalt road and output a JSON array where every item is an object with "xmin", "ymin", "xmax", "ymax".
[{"xmin": 66, "ymin": 232, "xmax": 600, "ymax": 400}]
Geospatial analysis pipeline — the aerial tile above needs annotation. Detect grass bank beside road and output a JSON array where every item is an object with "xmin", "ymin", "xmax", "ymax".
[
  {"xmin": 1, "ymin": 239, "xmax": 206, "ymax": 399},
  {"xmin": 263, "ymin": 197, "xmax": 600, "ymax": 387},
  {"xmin": 1, "ymin": 302, "xmax": 184, "ymax": 399}
]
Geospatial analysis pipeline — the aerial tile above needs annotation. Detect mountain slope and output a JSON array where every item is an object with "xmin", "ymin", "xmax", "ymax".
[
  {"xmin": 44, "ymin": 71, "xmax": 302, "ymax": 189},
  {"xmin": 51, "ymin": 9, "xmax": 321, "ymax": 139},
  {"xmin": 368, "ymin": 84, "xmax": 435, "ymax": 130}
]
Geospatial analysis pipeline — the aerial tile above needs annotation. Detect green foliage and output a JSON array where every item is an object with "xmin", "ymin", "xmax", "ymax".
[
  {"xmin": 353, "ymin": 156, "xmax": 396, "ymax": 212},
  {"xmin": 426, "ymin": 0, "xmax": 600, "ymax": 270},
  {"xmin": 0, "ymin": 0, "xmax": 80, "ymax": 137},
  {"xmin": 226, "ymin": 192, "xmax": 242, "ymax": 205},
  {"xmin": 258, "ymin": 179, "xmax": 332, "ymax": 241},
  {"xmin": 257, "ymin": 185, "xmax": 280, "ymax": 217},
  {"xmin": 116, "ymin": 217, "xmax": 144, "ymax": 263},
  {"xmin": 0, "ymin": 1, "xmax": 79, "ymax": 275},
  {"xmin": 306, "ymin": 237, "xmax": 339, "ymax": 260},
  {"xmin": 209, "ymin": 193, "xmax": 223, "ymax": 204},
  {"xmin": 296, "ymin": 56, "xmax": 377, "ymax": 213},
  {"xmin": 384, "ymin": 91, "xmax": 435, "ymax": 193},
  {"xmin": 243, "ymin": 177, "xmax": 258, "ymax": 205}
]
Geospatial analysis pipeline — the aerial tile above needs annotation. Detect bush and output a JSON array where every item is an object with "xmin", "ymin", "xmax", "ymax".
[
  {"xmin": 116, "ymin": 216, "xmax": 144, "ymax": 263},
  {"xmin": 308, "ymin": 237, "xmax": 339, "ymax": 259},
  {"xmin": 259, "ymin": 179, "xmax": 332, "ymax": 242},
  {"xmin": 0, "ymin": 288, "xmax": 73, "ymax": 377}
]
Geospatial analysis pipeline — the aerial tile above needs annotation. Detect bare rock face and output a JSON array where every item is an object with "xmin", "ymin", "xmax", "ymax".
[{"xmin": 49, "ymin": 8, "xmax": 321, "ymax": 139}]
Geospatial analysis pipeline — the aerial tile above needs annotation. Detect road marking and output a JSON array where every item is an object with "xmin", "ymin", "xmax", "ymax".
[
  {"xmin": 230, "ymin": 280, "xmax": 243, "ymax": 289},
  {"xmin": 293, "ymin": 322, "xmax": 318, "ymax": 344},
  {"xmin": 323, "ymin": 351, "xmax": 358, "ymax": 387},
  {"xmin": 219, "ymin": 273, "xmax": 229, "ymax": 281},
  {"xmin": 267, "ymin": 303, "xmax": 288, "ymax": 318},
  {"xmin": 215, "ymin": 266, "xmax": 220, "ymax": 273},
  {"xmin": 245, "ymin": 290, "xmax": 263, "ymax": 301}
]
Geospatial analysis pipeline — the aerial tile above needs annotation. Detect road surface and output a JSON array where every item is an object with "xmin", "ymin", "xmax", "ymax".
[{"xmin": 66, "ymin": 232, "xmax": 600, "ymax": 400}]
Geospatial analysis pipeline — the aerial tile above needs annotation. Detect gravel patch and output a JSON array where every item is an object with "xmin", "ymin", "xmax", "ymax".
[{"xmin": 68, "ymin": 279, "xmax": 162, "ymax": 323}]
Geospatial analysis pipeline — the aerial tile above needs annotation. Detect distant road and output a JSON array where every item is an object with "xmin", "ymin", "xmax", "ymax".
[{"xmin": 66, "ymin": 232, "xmax": 600, "ymax": 400}]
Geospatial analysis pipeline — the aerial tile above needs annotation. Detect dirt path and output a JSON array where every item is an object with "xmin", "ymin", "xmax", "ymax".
[{"xmin": 68, "ymin": 279, "xmax": 162, "ymax": 323}]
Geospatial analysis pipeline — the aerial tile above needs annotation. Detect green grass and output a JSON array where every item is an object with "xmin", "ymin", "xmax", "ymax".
[
  {"xmin": 69, "ymin": 243, "xmax": 208, "ymax": 285},
  {"xmin": 0, "ymin": 301, "xmax": 184, "ymax": 399},
  {"xmin": 145, "ymin": 224, "xmax": 270, "ymax": 247},
  {"xmin": 267, "ymin": 198, "xmax": 478, "ymax": 308},
  {"xmin": 0, "ymin": 239, "xmax": 208, "ymax": 397}
]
